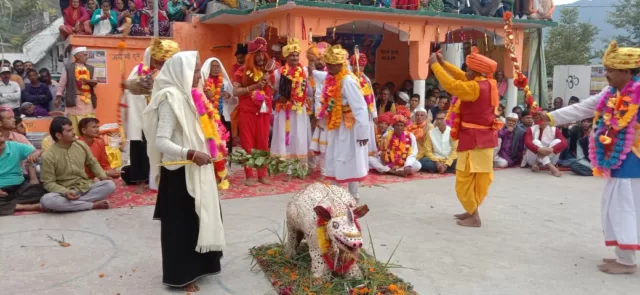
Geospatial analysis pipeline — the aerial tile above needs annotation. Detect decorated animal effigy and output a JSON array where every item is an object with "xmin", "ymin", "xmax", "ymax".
[{"xmin": 285, "ymin": 183, "xmax": 369, "ymax": 281}]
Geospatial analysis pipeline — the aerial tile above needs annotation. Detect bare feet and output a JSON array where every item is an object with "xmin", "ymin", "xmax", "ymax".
[
  {"xmin": 456, "ymin": 211, "xmax": 481, "ymax": 227},
  {"xmin": 244, "ymin": 178, "xmax": 258, "ymax": 186},
  {"xmin": 135, "ymin": 182, "xmax": 146, "ymax": 194},
  {"xmin": 531, "ymin": 164, "xmax": 540, "ymax": 172},
  {"xmin": 602, "ymin": 258, "xmax": 616, "ymax": 263},
  {"xmin": 598, "ymin": 261, "xmax": 637, "ymax": 275},
  {"xmin": 454, "ymin": 212, "xmax": 470, "ymax": 220},
  {"xmin": 184, "ymin": 282, "xmax": 200, "ymax": 292},
  {"xmin": 92, "ymin": 200, "xmax": 110, "ymax": 210},
  {"xmin": 548, "ymin": 164, "xmax": 562, "ymax": 177},
  {"xmin": 258, "ymin": 177, "xmax": 272, "ymax": 185}
]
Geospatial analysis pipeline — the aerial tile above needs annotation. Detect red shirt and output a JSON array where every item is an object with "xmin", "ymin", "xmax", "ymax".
[
  {"xmin": 233, "ymin": 65, "xmax": 274, "ymax": 114},
  {"xmin": 524, "ymin": 126, "xmax": 568, "ymax": 154},
  {"xmin": 78, "ymin": 136, "xmax": 111, "ymax": 179}
]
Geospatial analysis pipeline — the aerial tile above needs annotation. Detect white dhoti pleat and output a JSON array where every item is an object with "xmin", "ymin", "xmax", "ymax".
[
  {"xmin": 524, "ymin": 138, "xmax": 562, "ymax": 166},
  {"xmin": 367, "ymin": 115, "xmax": 378, "ymax": 156},
  {"xmin": 325, "ymin": 126, "xmax": 369, "ymax": 183},
  {"xmin": 310, "ymin": 119, "xmax": 328, "ymax": 154},
  {"xmin": 602, "ymin": 178, "xmax": 640, "ymax": 252},
  {"xmin": 271, "ymin": 109, "xmax": 312, "ymax": 160}
]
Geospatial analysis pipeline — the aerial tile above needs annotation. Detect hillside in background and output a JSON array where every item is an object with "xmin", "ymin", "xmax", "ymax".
[
  {"xmin": 552, "ymin": 0, "xmax": 622, "ymax": 56},
  {"xmin": 0, "ymin": 0, "xmax": 61, "ymax": 50}
]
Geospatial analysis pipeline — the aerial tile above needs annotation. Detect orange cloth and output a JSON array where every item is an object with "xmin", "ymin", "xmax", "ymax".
[
  {"xmin": 78, "ymin": 137, "xmax": 111, "ymax": 179},
  {"xmin": 464, "ymin": 47, "xmax": 499, "ymax": 108}
]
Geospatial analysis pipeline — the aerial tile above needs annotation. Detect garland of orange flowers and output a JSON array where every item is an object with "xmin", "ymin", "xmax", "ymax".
[
  {"xmin": 445, "ymin": 96, "xmax": 461, "ymax": 139},
  {"xmin": 318, "ymin": 68, "xmax": 350, "ymax": 130},
  {"xmin": 75, "ymin": 65, "xmax": 92, "ymax": 104},
  {"xmin": 205, "ymin": 74, "xmax": 224, "ymax": 115},
  {"xmin": 503, "ymin": 11, "xmax": 539, "ymax": 112},
  {"xmin": 354, "ymin": 71, "xmax": 375, "ymax": 114},
  {"xmin": 277, "ymin": 64, "xmax": 308, "ymax": 145},
  {"xmin": 382, "ymin": 130, "xmax": 412, "ymax": 169}
]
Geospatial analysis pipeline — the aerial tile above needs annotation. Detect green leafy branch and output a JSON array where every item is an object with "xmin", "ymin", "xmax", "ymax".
[{"xmin": 228, "ymin": 149, "xmax": 309, "ymax": 178}]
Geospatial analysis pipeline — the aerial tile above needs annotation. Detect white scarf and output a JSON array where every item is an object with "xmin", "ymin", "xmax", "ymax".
[
  {"xmin": 142, "ymin": 51, "xmax": 225, "ymax": 252},
  {"xmin": 121, "ymin": 48, "xmax": 151, "ymax": 142},
  {"xmin": 200, "ymin": 57, "xmax": 236, "ymax": 121},
  {"xmin": 531, "ymin": 125, "xmax": 557, "ymax": 147}
]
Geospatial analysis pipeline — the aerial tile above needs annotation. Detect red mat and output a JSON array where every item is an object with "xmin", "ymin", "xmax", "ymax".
[{"xmin": 12, "ymin": 166, "xmax": 452, "ymax": 215}]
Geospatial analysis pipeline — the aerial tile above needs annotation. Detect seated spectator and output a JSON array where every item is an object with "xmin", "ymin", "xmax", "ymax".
[
  {"xmin": 113, "ymin": 0, "xmax": 132, "ymax": 31},
  {"xmin": 419, "ymin": 0, "xmax": 444, "ymax": 12},
  {"xmin": 91, "ymin": 0, "xmax": 118, "ymax": 36},
  {"xmin": 0, "ymin": 67, "xmax": 21, "ymax": 115},
  {"xmin": 143, "ymin": 0, "xmax": 171, "ymax": 36},
  {"xmin": 552, "ymin": 96, "xmax": 563, "ymax": 110},
  {"xmin": 406, "ymin": 107, "xmax": 432, "ymax": 144},
  {"xmin": 14, "ymin": 117, "xmax": 26, "ymax": 135},
  {"xmin": 0, "ymin": 132, "xmax": 45, "ymax": 216},
  {"xmin": 431, "ymin": 96, "xmax": 448, "ymax": 123},
  {"xmin": 86, "ymin": 0, "xmax": 98, "ymax": 16},
  {"xmin": 418, "ymin": 111, "xmax": 457, "ymax": 174},
  {"xmin": 1, "ymin": 59, "xmax": 25, "ymax": 90},
  {"xmin": 22, "ymin": 69, "xmax": 53, "ymax": 111},
  {"xmin": 522, "ymin": 116, "xmax": 567, "ymax": 177},
  {"xmin": 129, "ymin": 0, "xmax": 170, "ymax": 36},
  {"xmin": 401, "ymin": 79, "xmax": 414, "ymax": 96},
  {"xmin": 494, "ymin": 113, "xmax": 525, "ymax": 168},
  {"xmin": 374, "ymin": 112, "xmax": 393, "ymax": 149},
  {"xmin": 183, "ymin": 0, "xmax": 209, "ymax": 13},
  {"xmin": 497, "ymin": 103, "xmax": 506, "ymax": 122},
  {"xmin": 40, "ymin": 117, "xmax": 115, "ymax": 212},
  {"xmin": 425, "ymin": 92, "xmax": 437, "ymax": 111},
  {"xmin": 369, "ymin": 114, "xmax": 421, "ymax": 177},
  {"xmin": 1, "ymin": 109, "xmax": 40, "ymax": 187},
  {"xmin": 395, "ymin": 91, "xmax": 411, "ymax": 115},
  {"xmin": 511, "ymin": 105, "xmax": 523, "ymax": 118},
  {"xmin": 568, "ymin": 96, "xmax": 580, "ymax": 105},
  {"xmin": 77, "ymin": 118, "xmax": 121, "ymax": 179},
  {"xmin": 376, "ymin": 87, "xmax": 396, "ymax": 114},
  {"xmin": 167, "ymin": 0, "xmax": 191, "ymax": 21},
  {"xmin": 570, "ymin": 136, "xmax": 593, "ymax": 176},
  {"xmin": 396, "ymin": 0, "xmax": 418, "ymax": 10},
  {"xmin": 20, "ymin": 102, "xmax": 49, "ymax": 118},
  {"xmin": 409, "ymin": 93, "xmax": 420, "ymax": 121},
  {"xmin": 59, "ymin": 0, "xmax": 93, "ymax": 39}
]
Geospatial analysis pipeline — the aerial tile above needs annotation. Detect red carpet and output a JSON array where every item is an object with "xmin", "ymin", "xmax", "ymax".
[{"xmin": 12, "ymin": 166, "xmax": 452, "ymax": 216}]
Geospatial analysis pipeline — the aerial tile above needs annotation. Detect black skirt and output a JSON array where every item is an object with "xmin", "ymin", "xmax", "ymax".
[
  {"xmin": 129, "ymin": 135, "xmax": 150, "ymax": 183},
  {"xmin": 153, "ymin": 167, "xmax": 222, "ymax": 287}
]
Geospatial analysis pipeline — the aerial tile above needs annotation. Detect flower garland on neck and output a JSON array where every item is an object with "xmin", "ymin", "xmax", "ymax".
[
  {"xmin": 191, "ymin": 88, "xmax": 230, "ymax": 189},
  {"xmin": 277, "ymin": 64, "xmax": 308, "ymax": 145},
  {"xmin": 246, "ymin": 68, "xmax": 268, "ymax": 105},
  {"xmin": 589, "ymin": 77, "xmax": 640, "ymax": 177},
  {"xmin": 316, "ymin": 209, "xmax": 357, "ymax": 274},
  {"xmin": 354, "ymin": 71, "xmax": 375, "ymax": 115},
  {"xmin": 75, "ymin": 65, "xmax": 92, "ymax": 104},
  {"xmin": 383, "ymin": 131, "xmax": 412, "ymax": 169},
  {"xmin": 445, "ymin": 96, "xmax": 461, "ymax": 139},
  {"xmin": 318, "ymin": 68, "xmax": 351, "ymax": 130},
  {"xmin": 205, "ymin": 74, "xmax": 224, "ymax": 115},
  {"xmin": 136, "ymin": 62, "xmax": 157, "ymax": 103}
]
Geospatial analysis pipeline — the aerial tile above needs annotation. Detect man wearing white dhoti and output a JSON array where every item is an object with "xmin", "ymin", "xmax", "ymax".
[
  {"xmin": 308, "ymin": 42, "xmax": 330, "ymax": 180},
  {"xmin": 317, "ymin": 44, "xmax": 370, "ymax": 202},
  {"xmin": 349, "ymin": 52, "xmax": 378, "ymax": 157},
  {"xmin": 272, "ymin": 38, "xmax": 313, "ymax": 181},
  {"xmin": 545, "ymin": 41, "xmax": 640, "ymax": 275},
  {"xmin": 521, "ymin": 119, "xmax": 567, "ymax": 177},
  {"xmin": 369, "ymin": 113, "xmax": 421, "ymax": 176}
]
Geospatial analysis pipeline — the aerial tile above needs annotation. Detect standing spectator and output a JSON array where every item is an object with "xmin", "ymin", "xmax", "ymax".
[
  {"xmin": 40, "ymin": 117, "xmax": 115, "ymax": 212},
  {"xmin": 56, "ymin": 47, "xmax": 98, "ymax": 135},
  {"xmin": 91, "ymin": 0, "xmax": 118, "ymax": 36},
  {"xmin": 13, "ymin": 60, "xmax": 26, "ymax": 81},
  {"xmin": 59, "ymin": 0, "xmax": 93, "ymax": 39},
  {"xmin": 1, "ymin": 60, "xmax": 25, "ymax": 89},
  {"xmin": 24, "ymin": 61, "xmax": 34, "ymax": 71},
  {"xmin": 22, "ymin": 69, "xmax": 53, "ymax": 111},
  {"xmin": 0, "ymin": 67, "xmax": 21, "ymax": 115},
  {"xmin": 39, "ymin": 68, "xmax": 61, "ymax": 112}
]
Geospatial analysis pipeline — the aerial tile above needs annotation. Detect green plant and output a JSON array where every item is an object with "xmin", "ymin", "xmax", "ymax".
[{"xmin": 228, "ymin": 149, "xmax": 309, "ymax": 178}]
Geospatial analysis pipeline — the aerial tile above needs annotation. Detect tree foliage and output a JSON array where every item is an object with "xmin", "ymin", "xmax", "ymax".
[
  {"xmin": 0, "ymin": 0, "xmax": 60, "ymax": 51},
  {"xmin": 544, "ymin": 8, "xmax": 599, "ymax": 76},
  {"xmin": 607, "ymin": 0, "xmax": 640, "ymax": 47}
]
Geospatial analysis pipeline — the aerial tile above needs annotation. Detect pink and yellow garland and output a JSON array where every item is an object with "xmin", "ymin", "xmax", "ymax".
[
  {"xmin": 354, "ymin": 72, "xmax": 375, "ymax": 114},
  {"xmin": 75, "ymin": 66, "xmax": 92, "ymax": 104}
]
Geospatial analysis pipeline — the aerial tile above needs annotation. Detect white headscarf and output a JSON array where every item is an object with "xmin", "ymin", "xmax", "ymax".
[
  {"xmin": 121, "ymin": 48, "xmax": 151, "ymax": 141},
  {"xmin": 200, "ymin": 57, "xmax": 237, "ymax": 121},
  {"xmin": 142, "ymin": 51, "xmax": 226, "ymax": 253}
]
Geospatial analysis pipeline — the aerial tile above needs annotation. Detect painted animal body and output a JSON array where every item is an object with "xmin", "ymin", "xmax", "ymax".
[{"xmin": 285, "ymin": 182, "xmax": 370, "ymax": 281}]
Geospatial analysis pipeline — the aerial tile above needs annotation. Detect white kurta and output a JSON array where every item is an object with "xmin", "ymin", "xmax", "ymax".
[
  {"xmin": 362, "ymin": 74, "xmax": 378, "ymax": 157},
  {"xmin": 310, "ymin": 70, "xmax": 329, "ymax": 154},
  {"xmin": 369, "ymin": 132, "xmax": 421, "ymax": 174},
  {"xmin": 522, "ymin": 125, "xmax": 562, "ymax": 166},
  {"xmin": 549, "ymin": 86, "xmax": 640, "ymax": 250},
  {"xmin": 325, "ymin": 75, "xmax": 370, "ymax": 183},
  {"xmin": 271, "ymin": 67, "xmax": 312, "ymax": 159}
]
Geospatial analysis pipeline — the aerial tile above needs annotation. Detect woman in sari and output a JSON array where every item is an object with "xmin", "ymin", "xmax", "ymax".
[
  {"xmin": 143, "ymin": 0, "xmax": 171, "ymax": 37},
  {"xmin": 142, "ymin": 51, "xmax": 225, "ymax": 292},
  {"xmin": 127, "ymin": 0, "xmax": 148, "ymax": 36},
  {"xmin": 58, "ymin": 0, "xmax": 93, "ymax": 39},
  {"xmin": 91, "ymin": 0, "xmax": 118, "ymax": 36},
  {"xmin": 113, "ymin": 0, "xmax": 132, "ymax": 30}
]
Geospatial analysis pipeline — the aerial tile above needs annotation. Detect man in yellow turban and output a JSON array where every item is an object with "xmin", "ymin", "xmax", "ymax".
[
  {"xmin": 121, "ymin": 38, "xmax": 180, "ymax": 194},
  {"xmin": 543, "ymin": 40, "xmax": 640, "ymax": 275},
  {"xmin": 429, "ymin": 47, "xmax": 502, "ymax": 227},
  {"xmin": 271, "ymin": 38, "xmax": 313, "ymax": 181},
  {"xmin": 319, "ymin": 44, "xmax": 371, "ymax": 202}
]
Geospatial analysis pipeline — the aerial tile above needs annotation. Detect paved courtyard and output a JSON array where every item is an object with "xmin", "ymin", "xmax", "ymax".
[{"xmin": 1, "ymin": 168, "xmax": 638, "ymax": 295}]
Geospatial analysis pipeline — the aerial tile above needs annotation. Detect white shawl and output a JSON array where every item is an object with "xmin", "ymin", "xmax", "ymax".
[
  {"xmin": 142, "ymin": 51, "xmax": 225, "ymax": 252},
  {"xmin": 121, "ymin": 48, "xmax": 151, "ymax": 141},
  {"xmin": 200, "ymin": 57, "xmax": 237, "ymax": 121}
]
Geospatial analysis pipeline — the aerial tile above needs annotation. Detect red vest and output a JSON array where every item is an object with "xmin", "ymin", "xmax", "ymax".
[{"xmin": 457, "ymin": 80, "xmax": 499, "ymax": 152}]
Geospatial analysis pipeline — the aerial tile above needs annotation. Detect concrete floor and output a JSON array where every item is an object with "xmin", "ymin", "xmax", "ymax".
[{"xmin": 0, "ymin": 169, "xmax": 638, "ymax": 295}]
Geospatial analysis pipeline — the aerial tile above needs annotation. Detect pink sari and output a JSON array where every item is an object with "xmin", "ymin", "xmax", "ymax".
[{"xmin": 58, "ymin": 5, "xmax": 92, "ymax": 39}]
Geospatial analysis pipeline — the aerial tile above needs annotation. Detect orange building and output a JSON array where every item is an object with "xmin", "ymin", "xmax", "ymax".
[{"xmin": 61, "ymin": 1, "xmax": 553, "ymax": 127}]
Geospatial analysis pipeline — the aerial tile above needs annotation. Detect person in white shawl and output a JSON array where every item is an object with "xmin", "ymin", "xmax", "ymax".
[
  {"xmin": 142, "ymin": 51, "xmax": 225, "ymax": 291},
  {"xmin": 201, "ymin": 57, "xmax": 237, "ymax": 154}
]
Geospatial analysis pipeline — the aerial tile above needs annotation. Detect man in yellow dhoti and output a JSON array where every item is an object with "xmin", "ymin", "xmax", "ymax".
[{"xmin": 429, "ymin": 48, "xmax": 502, "ymax": 227}]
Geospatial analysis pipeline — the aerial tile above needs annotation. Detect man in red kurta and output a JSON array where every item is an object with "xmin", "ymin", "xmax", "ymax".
[
  {"xmin": 77, "ymin": 118, "xmax": 120, "ymax": 180},
  {"xmin": 232, "ymin": 37, "xmax": 274, "ymax": 186},
  {"xmin": 522, "ymin": 120, "xmax": 567, "ymax": 177}
]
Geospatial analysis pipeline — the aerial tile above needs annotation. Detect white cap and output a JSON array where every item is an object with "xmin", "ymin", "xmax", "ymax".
[
  {"xmin": 271, "ymin": 44, "xmax": 281, "ymax": 52},
  {"xmin": 414, "ymin": 107, "xmax": 427, "ymax": 114},
  {"xmin": 397, "ymin": 91, "xmax": 409, "ymax": 103},
  {"xmin": 0, "ymin": 67, "xmax": 10, "ymax": 73},
  {"xmin": 71, "ymin": 47, "xmax": 87, "ymax": 56},
  {"xmin": 507, "ymin": 113, "xmax": 519, "ymax": 120}
]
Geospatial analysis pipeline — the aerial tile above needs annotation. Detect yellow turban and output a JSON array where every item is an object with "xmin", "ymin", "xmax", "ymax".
[
  {"xmin": 150, "ymin": 38, "xmax": 180, "ymax": 62},
  {"xmin": 324, "ymin": 44, "xmax": 347, "ymax": 65},
  {"xmin": 282, "ymin": 38, "xmax": 301, "ymax": 58},
  {"xmin": 465, "ymin": 47, "xmax": 497, "ymax": 77},
  {"xmin": 602, "ymin": 40, "xmax": 640, "ymax": 70}
]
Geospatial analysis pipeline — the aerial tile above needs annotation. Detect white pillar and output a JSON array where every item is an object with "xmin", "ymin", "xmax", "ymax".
[
  {"xmin": 442, "ymin": 43, "xmax": 464, "ymax": 68},
  {"xmin": 413, "ymin": 79, "xmax": 426, "ymax": 108},
  {"xmin": 505, "ymin": 78, "xmax": 517, "ymax": 116}
]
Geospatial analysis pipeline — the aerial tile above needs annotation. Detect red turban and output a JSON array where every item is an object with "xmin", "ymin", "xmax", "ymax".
[
  {"xmin": 350, "ymin": 53, "xmax": 367, "ymax": 68},
  {"xmin": 378, "ymin": 112, "xmax": 394, "ymax": 125},
  {"xmin": 393, "ymin": 114, "xmax": 408, "ymax": 125},
  {"xmin": 248, "ymin": 37, "xmax": 268, "ymax": 54}
]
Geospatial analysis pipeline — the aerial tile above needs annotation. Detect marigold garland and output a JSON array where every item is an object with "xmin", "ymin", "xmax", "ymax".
[
  {"xmin": 354, "ymin": 71, "xmax": 375, "ymax": 115},
  {"xmin": 503, "ymin": 11, "xmax": 539, "ymax": 112},
  {"xmin": 318, "ymin": 68, "xmax": 350, "ymax": 130},
  {"xmin": 382, "ymin": 131, "xmax": 412, "ymax": 169},
  {"xmin": 205, "ymin": 74, "xmax": 224, "ymax": 115},
  {"xmin": 588, "ymin": 77, "xmax": 640, "ymax": 177},
  {"xmin": 276, "ymin": 65, "xmax": 308, "ymax": 145},
  {"xmin": 75, "ymin": 66, "xmax": 92, "ymax": 105},
  {"xmin": 445, "ymin": 96, "xmax": 461, "ymax": 139}
]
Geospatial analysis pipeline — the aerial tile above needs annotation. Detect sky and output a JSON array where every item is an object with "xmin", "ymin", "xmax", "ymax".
[{"xmin": 554, "ymin": 0, "xmax": 581, "ymax": 4}]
